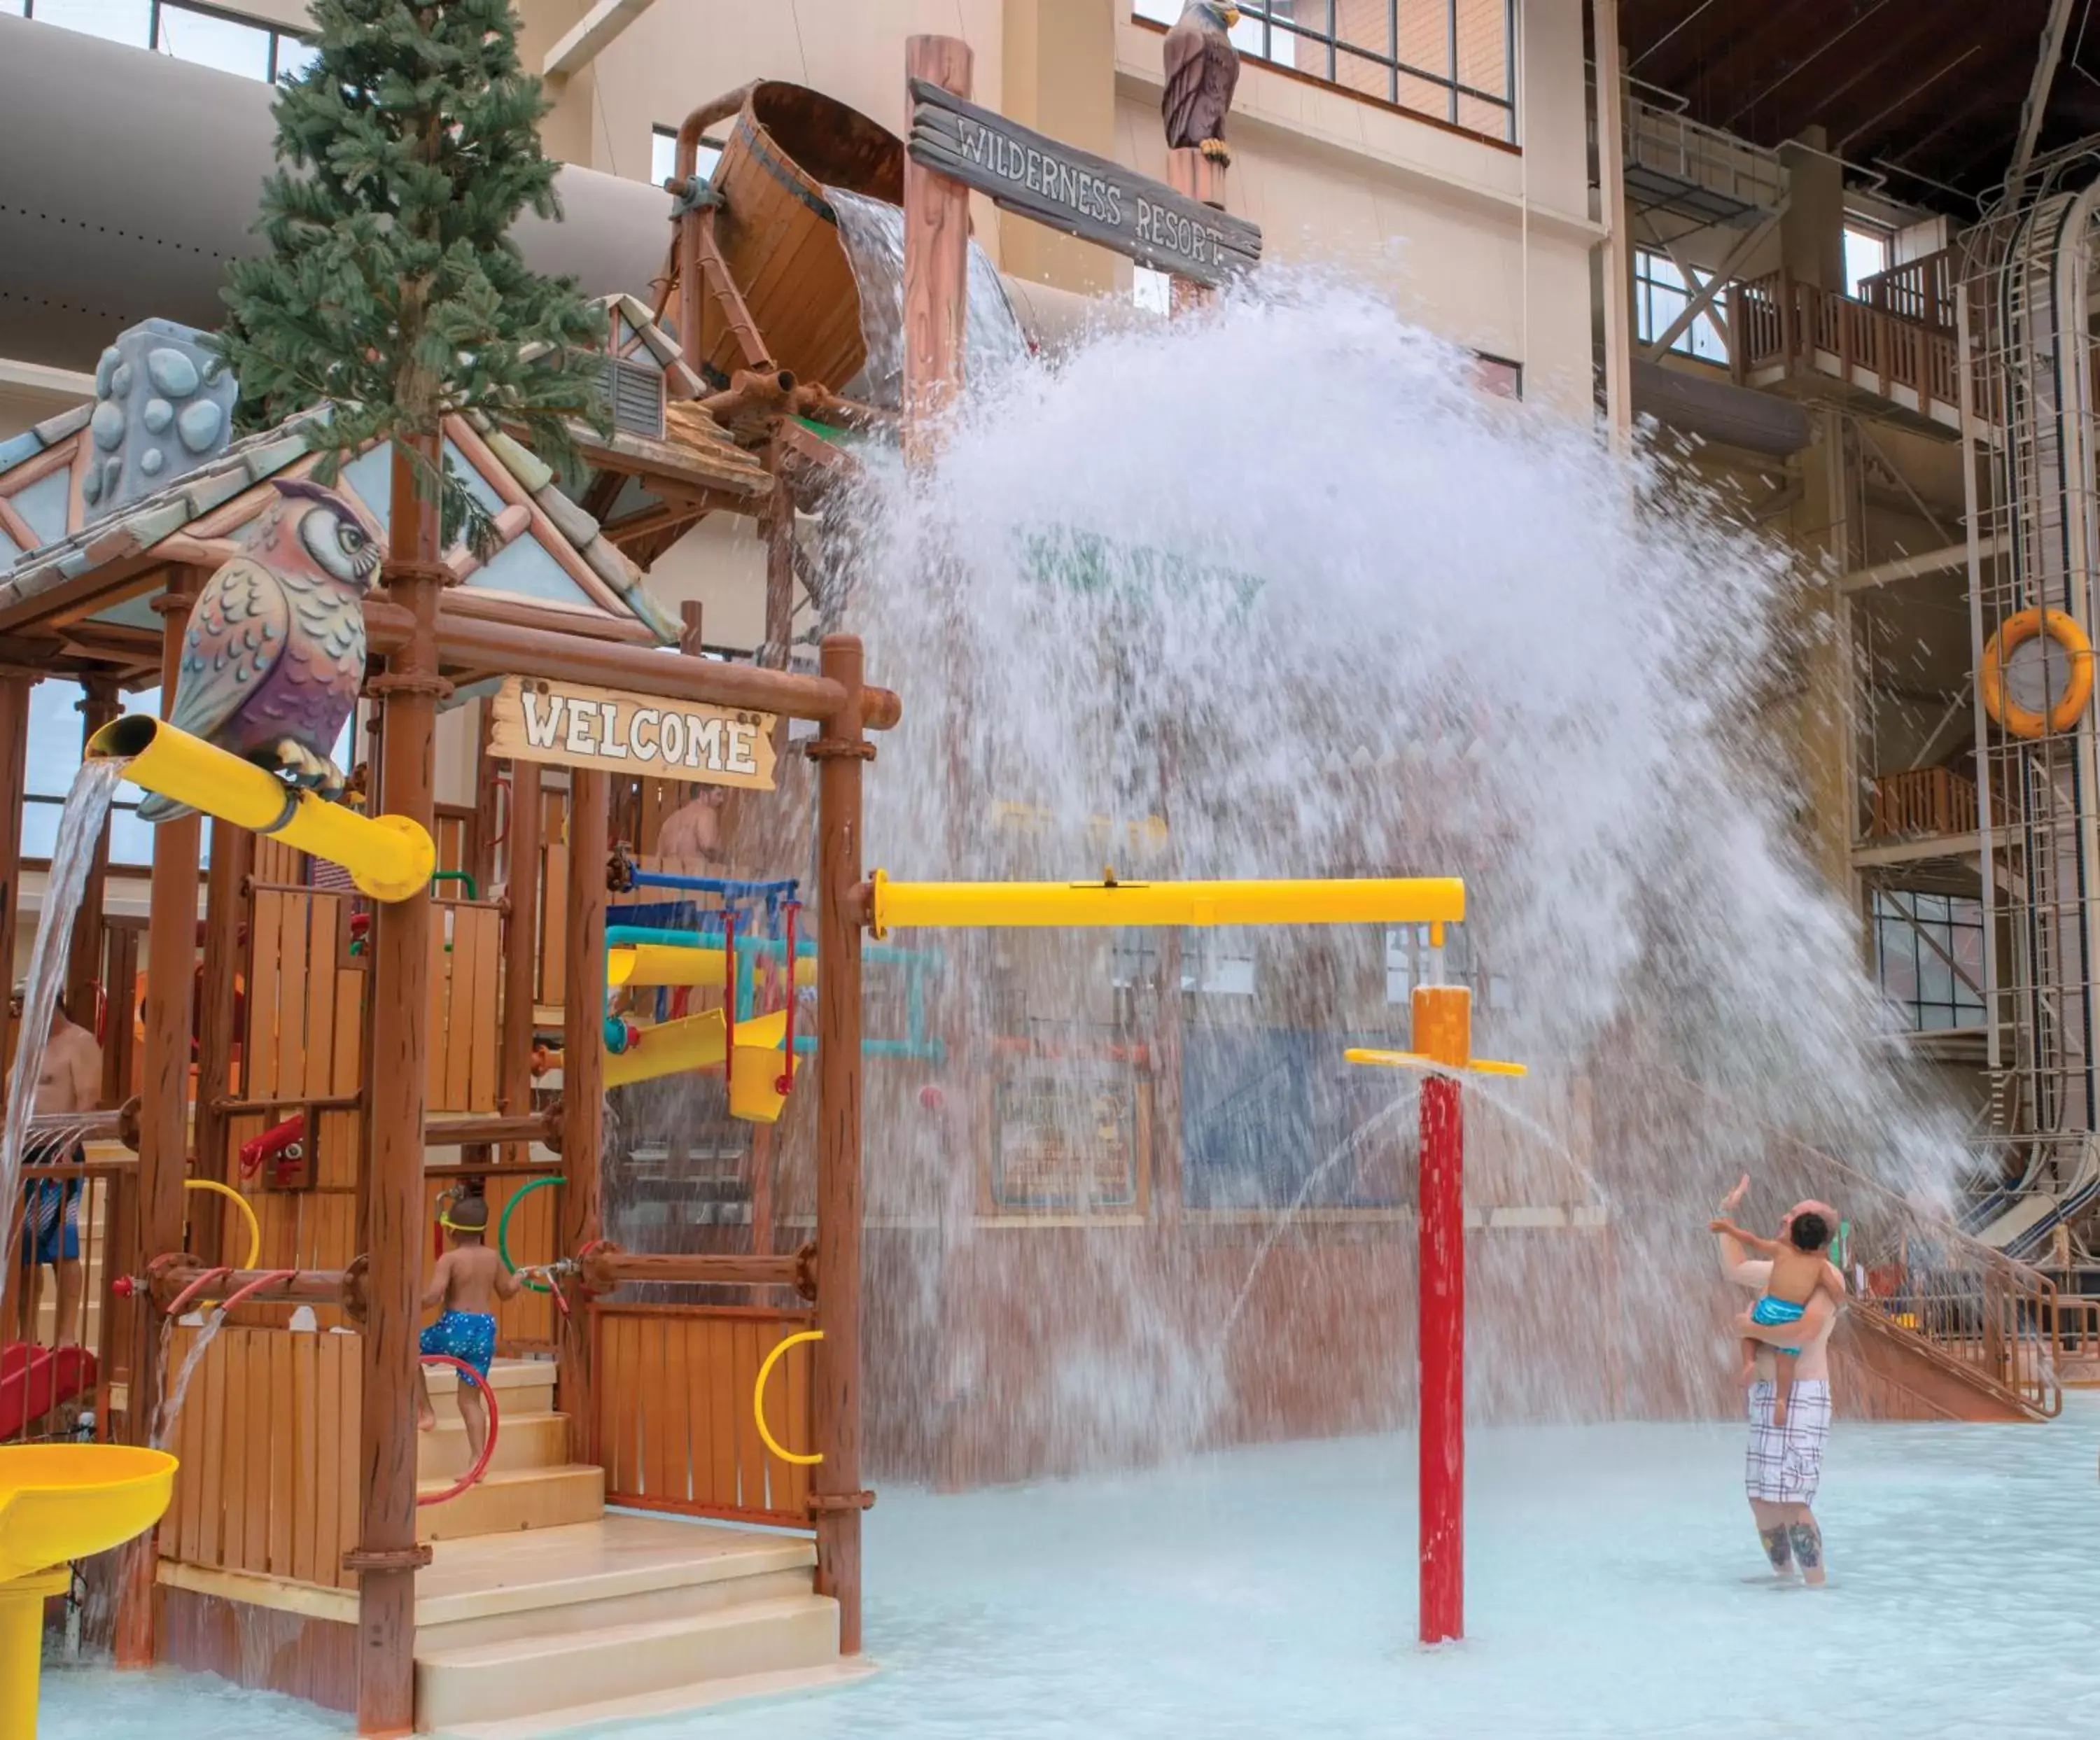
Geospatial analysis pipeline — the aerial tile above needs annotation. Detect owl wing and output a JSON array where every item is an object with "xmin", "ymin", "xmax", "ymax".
[
  {"xmin": 166, "ymin": 556, "xmax": 295, "ymax": 745},
  {"xmin": 1162, "ymin": 17, "xmax": 1213, "ymax": 148}
]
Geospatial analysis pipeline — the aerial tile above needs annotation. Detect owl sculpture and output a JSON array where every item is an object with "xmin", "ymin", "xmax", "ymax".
[{"xmin": 137, "ymin": 477, "xmax": 382, "ymax": 823}]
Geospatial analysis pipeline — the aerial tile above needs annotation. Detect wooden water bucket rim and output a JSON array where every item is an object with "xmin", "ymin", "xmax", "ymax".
[{"xmin": 734, "ymin": 80, "xmax": 905, "ymax": 214}]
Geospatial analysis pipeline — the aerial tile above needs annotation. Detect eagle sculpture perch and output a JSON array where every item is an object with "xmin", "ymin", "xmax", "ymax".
[{"xmin": 1163, "ymin": 1, "xmax": 1244, "ymax": 164}]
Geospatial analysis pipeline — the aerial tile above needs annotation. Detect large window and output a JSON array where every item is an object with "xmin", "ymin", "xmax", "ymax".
[
  {"xmin": 24, "ymin": 681, "xmax": 164, "ymax": 867},
  {"xmin": 1843, "ymin": 223, "xmax": 1890, "ymax": 298},
  {"xmin": 1133, "ymin": 0, "xmax": 1516, "ymax": 144},
  {"xmin": 8, "ymin": 0, "xmax": 317, "ymax": 81},
  {"xmin": 1873, "ymin": 890, "xmax": 1985, "ymax": 1032},
  {"xmin": 650, "ymin": 125, "xmax": 723, "ymax": 191},
  {"xmin": 1634, "ymin": 248, "xmax": 1729, "ymax": 365}
]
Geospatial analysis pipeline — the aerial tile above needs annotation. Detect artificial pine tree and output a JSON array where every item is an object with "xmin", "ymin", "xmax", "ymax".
[{"xmin": 214, "ymin": 0, "xmax": 605, "ymax": 552}]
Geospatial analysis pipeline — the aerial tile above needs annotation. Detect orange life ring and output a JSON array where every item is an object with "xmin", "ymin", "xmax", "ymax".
[{"xmin": 1981, "ymin": 608, "xmax": 2095, "ymax": 739}]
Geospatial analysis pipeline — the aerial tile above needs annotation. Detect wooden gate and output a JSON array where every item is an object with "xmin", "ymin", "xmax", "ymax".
[{"xmin": 594, "ymin": 1304, "xmax": 816, "ymax": 1527}]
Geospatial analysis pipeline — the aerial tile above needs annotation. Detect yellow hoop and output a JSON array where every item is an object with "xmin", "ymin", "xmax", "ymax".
[
  {"xmin": 1980, "ymin": 608, "xmax": 2095, "ymax": 739},
  {"xmin": 752, "ymin": 1329, "xmax": 824, "ymax": 1467},
  {"xmin": 185, "ymin": 1177, "xmax": 261, "ymax": 1272}
]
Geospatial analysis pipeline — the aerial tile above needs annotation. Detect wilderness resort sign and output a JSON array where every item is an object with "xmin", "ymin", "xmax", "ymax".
[
  {"xmin": 906, "ymin": 80, "xmax": 1262, "ymax": 289},
  {"xmin": 489, "ymin": 675, "xmax": 777, "ymax": 790}
]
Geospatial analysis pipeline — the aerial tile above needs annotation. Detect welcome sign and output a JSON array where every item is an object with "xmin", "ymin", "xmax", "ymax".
[
  {"xmin": 489, "ymin": 675, "xmax": 778, "ymax": 790},
  {"xmin": 906, "ymin": 78, "xmax": 1262, "ymax": 288}
]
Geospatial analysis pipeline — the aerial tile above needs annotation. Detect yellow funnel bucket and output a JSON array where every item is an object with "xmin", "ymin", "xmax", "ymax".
[
  {"xmin": 867, "ymin": 869, "xmax": 1465, "ymax": 939},
  {"xmin": 88, "ymin": 714, "xmax": 435, "ymax": 903},
  {"xmin": 0, "ymin": 1445, "xmax": 177, "ymax": 1738},
  {"xmin": 729, "ymin": 1010, "xmax": 797, "ymax": 1124}
]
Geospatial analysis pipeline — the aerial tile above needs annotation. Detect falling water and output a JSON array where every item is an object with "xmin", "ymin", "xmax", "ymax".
[
  {"xmin": 782, "ymin": 275, "xmax": 1973, "ymax": 1473},
  {"xmin": 1, "ymin": 763, "xmax": 123, "ymax": 1214},
  {"xmin": 827, "ymin": 186, "xmax": 1032, "ymax": 409}
]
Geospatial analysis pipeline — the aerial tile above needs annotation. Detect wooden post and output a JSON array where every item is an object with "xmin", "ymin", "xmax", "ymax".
[
  {"xmin": 0, "ymin": 666, "xmax": 34, "ymax": 1350},
  {"xmin": 903, "ymin": 36, "xmax": 974, "ymax": 458},
  {"xmin": 0, "ymin": 671, "xmax": 31, "ymax": 1111},
  {"xmin": 811, "ymin": 634, "xmax": 869, "ymax": 1651},
  {"xmin": 65, "ymin": 676, "xmax": 121, "ymax": 1029},
  {"xmin": 498, "ymin": 758, "xmax": 542, "ymax": 1165},
  {"xmin": 1166, "ymin": 150, "xmax": 1225, "ymax": 317},
  {"xmin": 113, "ymin": 580, "xmax": 202, "ymax": 1670},
  {"xmin": 558, "ymin": 767, "xmax": 608, "ymax": 1464},
  {"xmin": 351, "ymin": 435, "xmax": 445, "ymax": 1737},
  {"xmin": 190, "ymin": 820, "xmax": 253, "ymax": 1270}
]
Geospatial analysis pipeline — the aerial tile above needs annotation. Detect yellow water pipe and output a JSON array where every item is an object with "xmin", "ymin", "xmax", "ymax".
[
  {"xmin": 608, "ymin": 944, "xmax": 818, "ymax": 990},
  {"xmin": 86, "ymin": 715, "xmax": 435, "ymax": 903},
  {"xmin": 866, "ymin": 869, "xmax": 1465, "ymax": 939}
]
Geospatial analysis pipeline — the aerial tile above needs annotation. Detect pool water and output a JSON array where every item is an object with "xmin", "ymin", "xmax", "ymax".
[{"xmin": 43, "ymin": 1398, "xmax": 2100, "ymax": 1739}]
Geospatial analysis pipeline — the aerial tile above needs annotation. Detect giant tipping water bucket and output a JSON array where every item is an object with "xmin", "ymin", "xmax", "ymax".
[{"xmin": 699, "ymin": 83, "xmax": 905, "ymax": 393}]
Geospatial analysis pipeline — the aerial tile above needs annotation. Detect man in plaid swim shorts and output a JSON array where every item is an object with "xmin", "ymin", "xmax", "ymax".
[{"xmin": 1714, "ymin": 1174, "xmax": 1841, "ymax": 1586}]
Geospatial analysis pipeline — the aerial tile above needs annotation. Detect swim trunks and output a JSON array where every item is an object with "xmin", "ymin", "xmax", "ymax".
[
  {"xmin": 420, "ymin": 1310, "xmax": 497, "ymax": 1377},
  {"xmin": 1750, "ymin": 1294, "xmax": 1806, "ymax": 1356},
  {"xmin": 19, "ymin": 1140, "xmax": 84, "ymax": 1268},
  {"xmin": 1744, "ymin": 1378, "xmax": 1830, "ymax": 1504}
]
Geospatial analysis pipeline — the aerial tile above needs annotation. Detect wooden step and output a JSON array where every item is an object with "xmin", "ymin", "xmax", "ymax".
[
  {"xmin": 419, "ymin": 1411, "xmax": 570, "ymax": 1481},
  {"xmin": 415, "ymin": 1593, "xmax": 841, "ymax": 1734},
  {"xmin": 424, "ymin": 1358, "xmax": 556, "ymax": 1420},
  {"xmin": 416, "ymin": 1464, "xmax": 603, "ymax": 1543},
  {"xmin": 414, "ymin": 1515, "xmax": 820, "ymax": 1653}
]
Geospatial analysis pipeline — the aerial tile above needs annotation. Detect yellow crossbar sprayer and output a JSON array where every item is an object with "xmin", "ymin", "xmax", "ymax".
[
  {"xmin": 864, "ymin": 868, "xmax": 1466, "ymax": 937},
  {"xmin": 0, "ymin": 1444, "xmax": 178, "ymax": 1736},
  {"xmin": 87, "ymin": 715, "xmax": 435, "ymax": 903}
]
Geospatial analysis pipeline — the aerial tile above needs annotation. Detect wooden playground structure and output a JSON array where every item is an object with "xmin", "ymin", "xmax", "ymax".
[{"xmin": 0, "ymin": 30, "xmax": 2069, "ymax": 1740}]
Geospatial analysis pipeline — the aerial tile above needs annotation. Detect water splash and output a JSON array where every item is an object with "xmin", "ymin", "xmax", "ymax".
[
  {"xmin": 805, "ymin": 276, "xmax": 1967, "ymax": 1466},
  {"xmin": 0, "ymin": 764, "xmax": 123, "ymax": 1214}
]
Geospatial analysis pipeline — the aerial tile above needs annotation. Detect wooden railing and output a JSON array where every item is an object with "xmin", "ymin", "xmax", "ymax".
[
  {"xmin": 1868, "ymin": 766, "xmax": 1987, "ymax": 840},
  {"xmin": 158, "ymin": 1324, "xmax": 361, "ymax": 1589},
  {"xmin": 594, "ymin": 1303, "xmax": 816, "ymax": 1527},
  {"xmin": 1858, "ymin": 246, "xmax": 1959, "ymax": 332},
  {"xmin": 1731, "ymin": 270, "xmax": 1963, "ymax": 426},
  {"xmin": 0, "ymin": 1154, "xmax": 135, "ymax": 1442},
  {"xmin": 1764, "ymin": 1134, "xmax": 2061, "ymax": 1419}
]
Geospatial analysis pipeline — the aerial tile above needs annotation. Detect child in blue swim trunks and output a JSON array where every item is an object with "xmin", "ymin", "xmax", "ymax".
[
  {"xmin": 1709, "ymin": 1206, "xmax": 1846, "ymax": 1427},
  {"xmin": 416, "ymin": 1194, "xmax": 524, "ymax": 1471}
]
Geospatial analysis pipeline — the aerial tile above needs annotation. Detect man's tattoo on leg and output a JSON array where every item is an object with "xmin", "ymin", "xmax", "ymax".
[
  {"xmin": 1786, "ymin": 1520, "xmax": 1822, "ymax": 1571},
  {"xmin": 1759, "ymin": 1527, "xmax": 1793, "ymax": 1571}
]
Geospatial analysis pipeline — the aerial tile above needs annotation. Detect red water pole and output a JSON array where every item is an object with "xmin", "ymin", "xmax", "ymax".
[
  {"xmin": 1418, "ymin": 1069, "xmax": 1464, "ymax": 1643},
  {"xmin": 1412, "ymin": 982, "xmax": 1469, "ymax": 1645}
]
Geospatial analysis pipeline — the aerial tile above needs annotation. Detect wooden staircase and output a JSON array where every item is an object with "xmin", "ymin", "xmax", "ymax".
[
  {"xmin": 417, "ymin": 1361, "xmax": 602, "ymax": 1543},
  {"xmin": 413, "ymin": 1362, "xmax": 856, "ymax": 1735}
]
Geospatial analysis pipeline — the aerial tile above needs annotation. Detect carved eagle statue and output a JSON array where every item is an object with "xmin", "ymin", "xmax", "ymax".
[{"xmin": 1163, "ymin": 1, "xmax": 1244, "ymax": 162}]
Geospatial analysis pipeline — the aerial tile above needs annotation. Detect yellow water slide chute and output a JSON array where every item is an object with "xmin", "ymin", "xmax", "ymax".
[
  {"xmin": 608, "ymin": 944, "xmax": 818, "ymax": 990},
  {"xmin": 87, "ymin": 715, "xmax": 435, "ymax": 903},
  {"xmin": 592, "ymin": 1006, "xmax": 798, "ymax": 1121}
]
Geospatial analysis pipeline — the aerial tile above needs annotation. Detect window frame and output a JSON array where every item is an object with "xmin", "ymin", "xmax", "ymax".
[
  {"xmin": 1129, "ymin": 1, "xmax": 1519, "ymax": 150},
  {"xmin": 16, "ymin": 0, "xmax": 314, "ymax": 83},
  {"xmin": 1632, "ymin": 247, "xmax": 1730, "ymax": 365}
]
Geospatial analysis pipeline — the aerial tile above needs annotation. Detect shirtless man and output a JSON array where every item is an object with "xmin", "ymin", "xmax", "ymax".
[
  {"xmin": 8, "ymin": 983, "xmax": 104, "ymax": 1347},
  {"xmin": 654, "ymin": 787, "xmax": 729, "ymax": 867},
  {"xmin": 1715, "ymin": 1173, "xmax": 1840, "ymax": 1586}
]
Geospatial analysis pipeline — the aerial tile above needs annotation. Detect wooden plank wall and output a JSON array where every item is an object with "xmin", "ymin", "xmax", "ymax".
[
  {"xmin": 158, "ymin": 1324, "xmax": 361, "ymax": 1590},
  {"xmin": 537, "ymin": 786, "xmax": 570, "ymax": 1009},
  {"xmin": 426, "ymin": 903, "xmax": 502, "ymax": 1113},
  {"xmin": 594, "ymin": 1305, "xmax": 816, "ymax": 1527}
]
